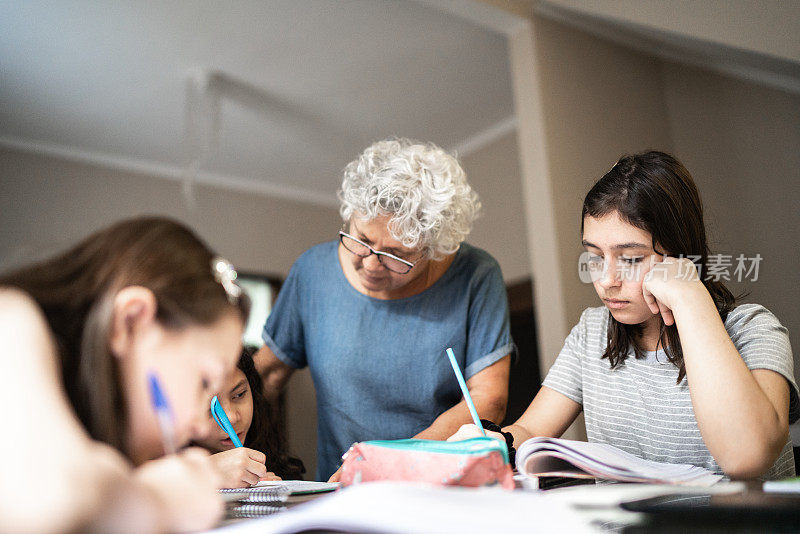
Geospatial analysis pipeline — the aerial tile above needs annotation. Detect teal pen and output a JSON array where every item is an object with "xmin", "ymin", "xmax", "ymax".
[
  {"xmin": 211, "ymin": 395, "xmax": 243, "ymax": 447},
  {"xmin": 445, "ymin": 347, "xmax": 487, "ymax": 437}
]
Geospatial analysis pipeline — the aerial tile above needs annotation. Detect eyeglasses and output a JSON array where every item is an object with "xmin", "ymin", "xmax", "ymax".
[{"xmin": 338, "ymin": 231, "xmax": 417, "ymax": 274}]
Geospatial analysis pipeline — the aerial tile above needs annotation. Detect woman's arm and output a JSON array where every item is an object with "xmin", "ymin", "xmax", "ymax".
[
  {"xmin": 413, "ymin": 355, "xmax": 510, "ymax": 440},
  {"xmin": 252, "ymin": 344, "xmax": 296, "ymax": 404},
  {"xmin": 0, "ymin": 289, "xmax": 223, "ymax": 532},
  {"xmin": 643, "ymin": 258, "xmax": 791, "ymax": 479},
  {"xmin": 447, "ymin": 386, "xmax": 582, "ymax": 446}
]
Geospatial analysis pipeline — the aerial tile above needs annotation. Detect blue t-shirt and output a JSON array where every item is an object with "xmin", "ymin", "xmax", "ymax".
[{"xmin": 263, "ymin": 240, "xmax": 513, "ymax": 480}]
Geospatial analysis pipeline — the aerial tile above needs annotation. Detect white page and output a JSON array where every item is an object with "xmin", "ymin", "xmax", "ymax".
[
  {"xmin": 204, "ymin": 481, "xmax": 594, "ymax": 534},
  {"xmin": 254, "ymin": 480, "xmax": 339, "ymax": 494},
  {"xmin": 517, "ymin": 437, "xmax": 723, "ymax": 486}
]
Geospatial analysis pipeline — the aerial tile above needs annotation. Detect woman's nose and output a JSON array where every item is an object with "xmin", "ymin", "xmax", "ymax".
[{"xmin": 362, "ymin": 252, "xmax": 384, "ymax": 270}]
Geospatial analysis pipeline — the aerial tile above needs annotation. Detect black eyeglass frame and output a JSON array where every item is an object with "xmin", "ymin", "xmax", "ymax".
[{"xmin": 338, "ymin": 230, "xmax": 417, "ymax": 274}]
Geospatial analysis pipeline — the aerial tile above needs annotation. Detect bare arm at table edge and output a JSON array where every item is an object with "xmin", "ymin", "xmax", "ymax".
[{"xmin": 253, "ymin": 344, "xmax": 296, "ymax": 404}]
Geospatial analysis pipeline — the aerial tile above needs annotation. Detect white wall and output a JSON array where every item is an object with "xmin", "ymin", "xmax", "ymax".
[
  {"xmin": 661, "ymin": 61, "xmax": 800, "ymax": 374},
  {"xmin": 461, "ymin": 130, "xmax": 531, "ymax": 283},
  {"xmin": 538, "ymin": 0, "xmax": 800, "ymax": 64},
  {"xmin": 0, "ymin": 148, "xmax": 341, "ymax": 276}
]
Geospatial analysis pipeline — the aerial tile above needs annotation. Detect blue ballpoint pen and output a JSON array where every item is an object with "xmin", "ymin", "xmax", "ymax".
[
  {"xmin": 211, "ymin": 395, "xmax": 243, "ymax": 447},
  {"xmin": 445, "ymin": 347, "xmax": 487, "ymax": 437},
  {"xmin": 147, "ymin": 371, "xmax": 177, "ymax": 454}
]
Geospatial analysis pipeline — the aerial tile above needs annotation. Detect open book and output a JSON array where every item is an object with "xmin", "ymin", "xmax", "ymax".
[{"xmin": 516, "ymin": 437, "xmax": 723, "ymax": 486}]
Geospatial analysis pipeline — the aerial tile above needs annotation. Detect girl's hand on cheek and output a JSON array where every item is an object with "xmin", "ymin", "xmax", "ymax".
[{"xmin": 642, "ymin": 257, "xmax": 706, "ymax": 325}]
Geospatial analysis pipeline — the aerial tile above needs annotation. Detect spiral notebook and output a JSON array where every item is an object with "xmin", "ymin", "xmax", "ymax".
[
  {"xmin": 225, "ymin": 502, "xmax": 287, "ymax": 519},
  {"xmin": 219, "ymin": 484, "xmax": 291, "ymax": 503}
]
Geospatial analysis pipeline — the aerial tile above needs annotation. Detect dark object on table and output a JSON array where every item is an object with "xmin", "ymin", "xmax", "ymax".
[{"xmin": 621, "ymin": 490, "xmax": 800, "ymax": 533}]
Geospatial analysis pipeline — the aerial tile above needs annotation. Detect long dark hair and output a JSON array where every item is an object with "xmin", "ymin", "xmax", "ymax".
[
  {"xmin": 581, "ymin": 151, "xmax": 735, "ymax": 382},
  {"xmin": 238, "ymin": 348, "xmax": 305, "ymax": 479},
  {"xmin": 0, "ymin": 216, "xmax": 249, "ymax": 457}
]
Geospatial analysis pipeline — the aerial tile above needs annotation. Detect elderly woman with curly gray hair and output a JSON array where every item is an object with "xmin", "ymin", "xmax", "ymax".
[{"xmin": 254, "ymin": 138, "xmax": 514, "ymax": 481}]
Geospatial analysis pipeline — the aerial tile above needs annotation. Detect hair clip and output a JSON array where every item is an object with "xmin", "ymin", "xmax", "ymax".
[{"xmin": 211, "ymin": 256, "xmax": 242, "ymax": 304}]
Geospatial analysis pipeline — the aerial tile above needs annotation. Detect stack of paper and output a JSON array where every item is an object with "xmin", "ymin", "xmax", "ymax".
[
  {"xmin": 206, "ymin": 481, "xmax": 594, "ymax": 534},
  {"xmin": 516, "ymin": 437, "xmax": 723, "ymax": 486}
]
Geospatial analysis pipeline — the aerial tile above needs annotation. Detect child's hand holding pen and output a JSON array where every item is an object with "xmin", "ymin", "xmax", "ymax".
[{"xmin": 209, "ymin": 447, "xmax": 280, "ymax": 488}]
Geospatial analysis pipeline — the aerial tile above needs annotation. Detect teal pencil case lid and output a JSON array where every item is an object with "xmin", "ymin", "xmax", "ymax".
[{"xmin": 360, "ymin": 437, "xmax": 510, "ymax": 464}]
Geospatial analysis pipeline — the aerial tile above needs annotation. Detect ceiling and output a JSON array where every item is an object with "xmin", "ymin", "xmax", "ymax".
[{"xmin": 0, "ymin": 1, "xmax": 517, "ymax": 205}]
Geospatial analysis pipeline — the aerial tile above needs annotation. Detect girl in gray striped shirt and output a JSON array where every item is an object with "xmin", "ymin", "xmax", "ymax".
[{"xmin": 450, "ymin": 151, "xmax": 798, "ymax": 480}]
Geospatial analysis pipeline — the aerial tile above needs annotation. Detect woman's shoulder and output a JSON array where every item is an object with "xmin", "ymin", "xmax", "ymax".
[
  {"xmin": 295, "ymin": 240, "xmax": 338, "ymax": 264},
  {"xmin": 0, "ymin": 288, "xmax": 58, "ymax": 373},
  {"xmin": 0, "ymin": 287, "xmax": 50, "ymax": 338},
  {"xmin": 287, "ymin": 240, "xmax": 340, "ymax": 279},
  {"xmin": 724, "ymin": 303, "xmax": 787, "ymax": 334},
  {"xmin": 451, "ymin": 243, "xmax": 503, "ymax": 281}
]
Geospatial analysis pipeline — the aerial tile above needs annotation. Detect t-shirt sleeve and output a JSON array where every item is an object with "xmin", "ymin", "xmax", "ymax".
[
  {"xmin": 463, "ymin": 259, "xmax": 514, "ymax": 380},
  {"xmin": 727, "ymin": 304, "xmax": 800, "ymax": 424},
  {"xmin": 262, "ymin": 260, "xmax": 307, "ymax": 369},
  {"xmin": 541, "ymin": 309, "xmax": 589, "ymax": 406}
]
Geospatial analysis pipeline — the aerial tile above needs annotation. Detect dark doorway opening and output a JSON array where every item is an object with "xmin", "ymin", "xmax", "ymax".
[{"xmin": 503, "ymin": 278, "xmax": 540, "ymax": 426}]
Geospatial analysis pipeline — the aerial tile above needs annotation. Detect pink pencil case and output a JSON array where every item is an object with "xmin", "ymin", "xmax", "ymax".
[{"xmin": 339, "ymin": 437, "xmax": 514, "ymax": 490}]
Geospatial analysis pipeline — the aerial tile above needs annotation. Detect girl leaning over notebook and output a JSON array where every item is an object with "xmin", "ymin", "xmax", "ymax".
[
  {"xmin": 0, "ymin": 217, "xmax": 249, "ymax": 532},
  {"xmin": 193, "ymin": 347, "xmax": 305, "ymax": 487},
  {"xmin": 450, "ymin": 151, "xmax": 798, "ymax": 480}
]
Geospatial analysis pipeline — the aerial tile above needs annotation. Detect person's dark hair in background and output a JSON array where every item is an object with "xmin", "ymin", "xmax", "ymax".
[{"xmin": 239, "ymin": 347, "xmax": 305, "ymax": 479}]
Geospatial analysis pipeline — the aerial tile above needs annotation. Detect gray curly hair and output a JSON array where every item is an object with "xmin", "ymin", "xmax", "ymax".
[{"xmin": 338, "ymin": 138, "xmax": 481, "ymax": 260}]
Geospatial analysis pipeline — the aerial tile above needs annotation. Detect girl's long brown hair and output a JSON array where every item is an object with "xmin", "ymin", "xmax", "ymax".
[
  {"xmin": 0, "ymin": 216, "xmax": 249, "ymax": 456},
  {"xmin": 582, "ymin": 151, "xmax": 735, "ymax": 382},
  {"xmin": 238, "ymin": 348, "xmax": 305, "ymax": 479}
]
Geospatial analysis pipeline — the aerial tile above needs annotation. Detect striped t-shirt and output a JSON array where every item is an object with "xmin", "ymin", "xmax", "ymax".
[{"xmin": 542, "ymin": 304, "xmax": 799, "ymax": 480}]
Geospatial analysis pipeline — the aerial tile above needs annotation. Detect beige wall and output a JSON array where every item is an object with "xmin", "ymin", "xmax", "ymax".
[
  {"xmin": 661, "ymin": 61, "xmax": 800, "ymax": 371},
  {"xmin": 0, "ymin": 148, "xmax": 341, "ymax": 276},
  {"xmin": 461, "ymin": 131, "xmax": 531, "ymax": 283},
  {"xmin": 533, "ymin": 15, "xmax": 675, "ymax": 330},
  {"xmin": 538, "ymin": 0, "xmax": 800, "ymax": 64}
]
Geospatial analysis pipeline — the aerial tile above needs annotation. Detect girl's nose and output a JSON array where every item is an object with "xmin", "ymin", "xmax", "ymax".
[
  {"xmin": 226, "ymin": 407, "xmax": 240, "ymax": 425},
  {"xmin": 598, "ymin": 260, "xmax": 622, "ymax": 289}
]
